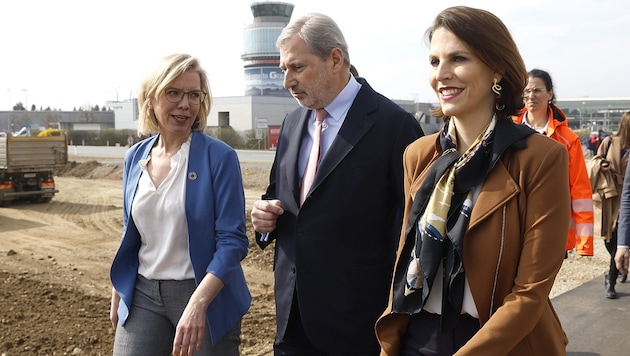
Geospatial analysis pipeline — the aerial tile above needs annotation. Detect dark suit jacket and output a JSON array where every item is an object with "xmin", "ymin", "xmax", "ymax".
[{"xmin": 257, "ymin": 78, "xmax": 423, "ymax": 352}]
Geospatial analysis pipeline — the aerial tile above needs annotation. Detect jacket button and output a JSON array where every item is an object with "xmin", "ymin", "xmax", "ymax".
[{"xmin": 290, "ymin": 267, "xmax": 296, "ymax": 274}]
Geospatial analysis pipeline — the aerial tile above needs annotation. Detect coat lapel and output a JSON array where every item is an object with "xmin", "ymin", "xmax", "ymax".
[
  {"xmin": 468, "ymin": 162, "xmax": 520, "ymax": 230},
  {"xmin": 282, "ymin": 109, "xmax": 311, "ymax": 207},
  {"xmin": 467, "ymin": 119, "xmax": 534, "ymax": 230},
  {"xmin": 124, "ymin": 135, "xmax": 157, "ymax": 215},
  {"xmin": 310, "ymin": 81, "xmax": 379, "ymax": 194}
]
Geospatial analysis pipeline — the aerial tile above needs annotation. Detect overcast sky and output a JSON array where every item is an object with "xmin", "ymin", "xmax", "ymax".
[{"xmin": 2, "ymin": 0, "xmax": 629, "ymax": 111}]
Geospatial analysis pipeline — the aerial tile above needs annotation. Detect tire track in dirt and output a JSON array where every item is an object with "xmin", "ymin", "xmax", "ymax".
[
  {"xmin": 53, "ymin": 177, "xmax": 123, "ymax": 240},
  {"xmin": 0, "ymin": 177, "xmax": 123, "ymax": 297}
]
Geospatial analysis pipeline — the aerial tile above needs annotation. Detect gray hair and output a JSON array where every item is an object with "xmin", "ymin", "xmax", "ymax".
[{"xmin": 276, "ymin": 13, "xmax": 351, "ymax": 67}]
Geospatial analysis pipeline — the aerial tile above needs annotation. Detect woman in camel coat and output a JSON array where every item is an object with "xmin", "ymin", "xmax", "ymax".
[{"xmin": 376, "ymin": 7, "xmax": 570, "ymax": 355}]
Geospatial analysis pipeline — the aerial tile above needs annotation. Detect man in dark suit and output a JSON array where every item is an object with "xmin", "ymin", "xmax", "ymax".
[{"xmin": 250, "ymin": 13, "xmax": 424, "ymax": 355}]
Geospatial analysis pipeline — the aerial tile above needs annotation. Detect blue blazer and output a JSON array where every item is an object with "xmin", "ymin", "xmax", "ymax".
[
  {"xmin": 617, "ymin": 161, "xmax": 630, "ymax": 246},
  {"xmin": 110, "ymin": 131, "xmax": 251, "ymax": 346},
  {"xmin": 257, "ymin": 78, "xmax": 424, "ymax": 352}
]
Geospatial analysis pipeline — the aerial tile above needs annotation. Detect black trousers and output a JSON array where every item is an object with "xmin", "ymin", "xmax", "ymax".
[
  {"xmin": 400, "ymin": 309, "xmax": 480, "ymax": 356},
  {"xmin": 273, "ymin": 291, "xmax": 378, "ymax": 356},
  {"xmin": 605, "ymin": 229, "xmax": 621, "ymax": 279}
]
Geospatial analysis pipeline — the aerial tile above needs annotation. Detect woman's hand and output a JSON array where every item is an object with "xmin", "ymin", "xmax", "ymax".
[
  {"xmin": 172, "ymin": 302, "xmax": 207, "ymax": 356},
  {"xmin": 172, "ymin": 273, "xmax": 224, "ymax": 355},
  {"xmin": 110, "ymin": 287, "xmax": 120, "ymax": 331}
]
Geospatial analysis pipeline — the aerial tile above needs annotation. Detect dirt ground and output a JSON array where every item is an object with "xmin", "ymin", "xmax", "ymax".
[
  {"xmin": 0, "ymin": 158, "xmax": 610, "ymax": 355},
  {"xmin": 0, "ymin": 160, "xmax": 275, "ymax": 356}
]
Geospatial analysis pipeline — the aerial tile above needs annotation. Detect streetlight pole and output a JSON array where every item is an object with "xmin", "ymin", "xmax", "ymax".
[
  {"xmin": 581, "ymin": 102, "xmax": 585, "ymax": 130},
  {"xmin": 6, "ymin": 89, "xmax": 11, "ymax": 133},
  {"xmin": 22, "ymin": 89, "xmax": 27, "ymax": 111}
]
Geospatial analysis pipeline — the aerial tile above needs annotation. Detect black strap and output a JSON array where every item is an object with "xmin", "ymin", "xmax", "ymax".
[{"xmin": 603, "ymin": 136, "xmax": 613, "ymax": 159}]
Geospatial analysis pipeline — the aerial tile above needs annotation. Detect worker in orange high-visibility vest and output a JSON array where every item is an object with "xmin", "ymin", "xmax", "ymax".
[{"xmin": 513, "ymin": 69, "xmax": 594, "ymax": 257}]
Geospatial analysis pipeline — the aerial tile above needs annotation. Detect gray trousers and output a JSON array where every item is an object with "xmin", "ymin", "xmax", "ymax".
[{"xmin": 113, "ymin": 274, "xmax": 241, "ymax": 356}]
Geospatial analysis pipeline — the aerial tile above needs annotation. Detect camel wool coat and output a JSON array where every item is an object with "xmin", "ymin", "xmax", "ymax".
[
  {"xmin": 589, "ymin": 135, "xmax": 629, "ymax": 242},
  {"xmin": 376, "ymin": 122, "xmax": 571, "ymax": 355}
]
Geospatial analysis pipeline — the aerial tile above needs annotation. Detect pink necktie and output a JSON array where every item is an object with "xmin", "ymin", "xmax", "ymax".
[{"xmin": 300, "ymin": 108, "xmax": 327, "ymax": 205}]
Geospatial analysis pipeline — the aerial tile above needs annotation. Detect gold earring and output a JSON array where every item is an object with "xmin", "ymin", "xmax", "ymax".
[{"xmin": 492, "ymin": 78, "xmax": 502, "ymax": 98}]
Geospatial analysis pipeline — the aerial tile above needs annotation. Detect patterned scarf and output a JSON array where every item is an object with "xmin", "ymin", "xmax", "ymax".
[{"xmin": 393, "ymin": 116, "xmax": 495, "ymax": 333}]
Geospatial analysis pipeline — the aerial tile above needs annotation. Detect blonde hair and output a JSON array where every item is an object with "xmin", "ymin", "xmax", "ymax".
[{"xmin": 137, "ymin": 54, "xmax": 211, "ymax": 135}]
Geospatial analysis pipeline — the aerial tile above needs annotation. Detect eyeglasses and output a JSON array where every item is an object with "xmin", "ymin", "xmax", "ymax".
[
  {"xmin": 163, "ymin": 88, "xmax": 206, "ymax": 105},
  {"xmin": 523, "ymin": 87, "xmax": 547, "ymax": 97}
]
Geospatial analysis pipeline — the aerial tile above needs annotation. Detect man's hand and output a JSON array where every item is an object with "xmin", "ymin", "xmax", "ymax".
[
  {"xmin": 251, "ymin": 199, "xmax": 284, "ymax": 233},
  {"xmin": 614, "ymin": 247, "xmax": 630, "ymax": 275}
]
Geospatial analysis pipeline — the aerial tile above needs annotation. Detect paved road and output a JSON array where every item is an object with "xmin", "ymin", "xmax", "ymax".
[
  {"xmin": 553, "ymin": 276, "xmax": 630, "ymax": 355},
  {"xmin": 69, "ymin": 144, "xmax": 591, "ymax": 167},
  {"xmin": 68, "ymin": 145, "xmax": 275, "ymax": 167}
]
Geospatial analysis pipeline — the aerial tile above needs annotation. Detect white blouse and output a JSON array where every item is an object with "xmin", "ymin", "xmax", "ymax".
[
  {"xmin": 133, "ymin": 138, "xmax": 195, "ymax": 280},
  {"xmin": 423, "ymin": 264, "xmax": 479, "ymax": 318}
]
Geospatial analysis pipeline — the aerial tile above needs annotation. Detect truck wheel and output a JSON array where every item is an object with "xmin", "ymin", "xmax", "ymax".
[{"xmin": 30, "ymin": 197, "xmax": 52, "ymax": 204}]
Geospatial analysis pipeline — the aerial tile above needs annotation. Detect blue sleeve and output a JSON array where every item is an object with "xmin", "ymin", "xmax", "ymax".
[
  {"xmin": 204, "ymin": 147, "xmax": 249, "ymax": 282},
  {"xmin": 617, "ymin": 161, "xmax": 630, "ymax": 247}
]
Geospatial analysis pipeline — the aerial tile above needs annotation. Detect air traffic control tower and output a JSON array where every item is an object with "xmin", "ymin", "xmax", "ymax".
[{"xmin": 242, "ymin": 2, "xmax": 294, "ymax": 97}]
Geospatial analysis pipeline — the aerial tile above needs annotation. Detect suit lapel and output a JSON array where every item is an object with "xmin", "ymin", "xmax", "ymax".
[
  {"xmin": 283, "ymin": 108, "xmax": 311, "ymax": 207},
  {"xmin": 311, "ymin": 83, "xmax": 379, "ymax": 193}
]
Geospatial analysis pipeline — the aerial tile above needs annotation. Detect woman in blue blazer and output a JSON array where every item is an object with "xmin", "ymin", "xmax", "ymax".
[{"xmin": 109, "ymin": 54, "xmax": 250, "ymax": 356}]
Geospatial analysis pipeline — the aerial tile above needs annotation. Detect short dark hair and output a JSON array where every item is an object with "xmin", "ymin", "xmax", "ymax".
[{"xmin": 528, "ymin": 69, "xmax": 557, "ymax": 103}]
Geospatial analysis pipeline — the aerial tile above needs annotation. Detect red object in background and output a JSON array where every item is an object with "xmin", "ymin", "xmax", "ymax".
[{"xmin": 269, "ymin": 125, "xmax": 280, "ymax": 149}]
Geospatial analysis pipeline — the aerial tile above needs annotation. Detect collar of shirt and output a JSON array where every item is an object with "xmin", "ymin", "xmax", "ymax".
[
  {"xmin": 299, "ymin": 76, "xmax": 362, "ymax": 178},
  {"xmin": 522, "ymin": 113, "xmax": 549, "ymax": 134},
  {"xmin": 323, "ymin": 75, "xmax": 362, "ymax": 125},
  {"xmin": 318, "ymin": 75, "xmax": 361, "ymax": 154}
]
